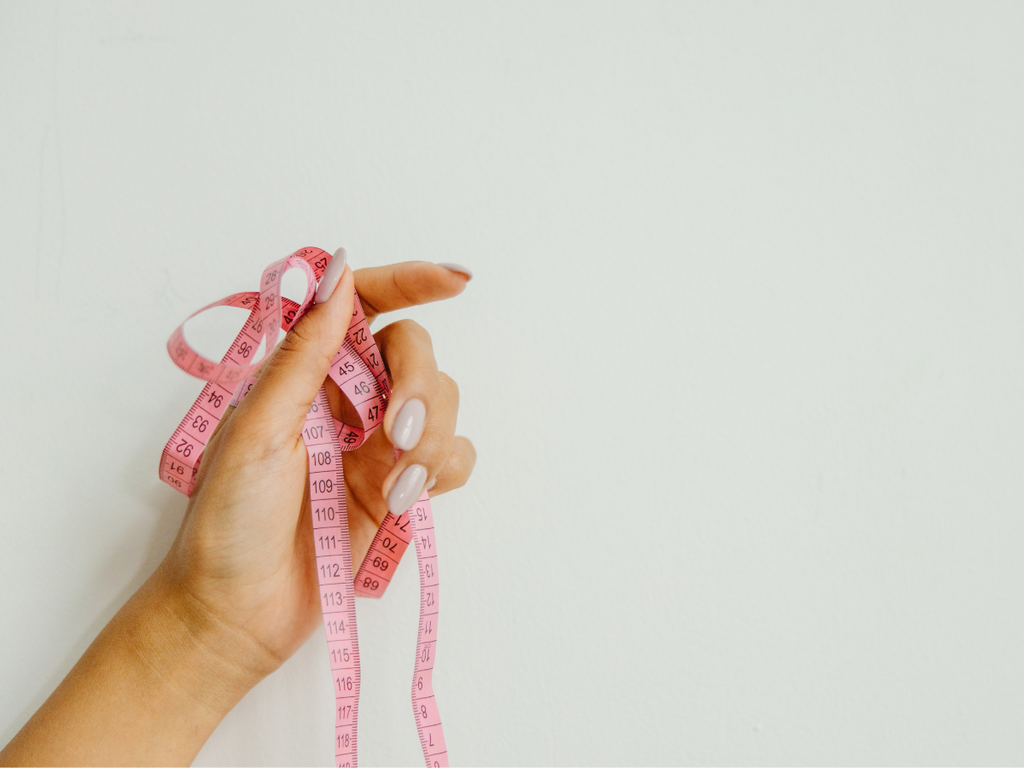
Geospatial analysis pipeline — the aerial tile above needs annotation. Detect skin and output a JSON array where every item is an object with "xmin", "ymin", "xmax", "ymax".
[{"xmin": 0, "ymin": 261, "xmax": 476, "ymax": 766}]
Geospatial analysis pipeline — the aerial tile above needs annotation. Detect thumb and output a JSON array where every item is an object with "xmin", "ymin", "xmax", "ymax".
[{"xmin": 237, "ymin": 248, "xmax": 354, "ymax": 443}]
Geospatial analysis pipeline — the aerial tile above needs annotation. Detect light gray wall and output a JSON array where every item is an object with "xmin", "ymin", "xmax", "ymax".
[{"xmin": 2, "ymin": 2, "xmax": 1023, "ymax": 764}]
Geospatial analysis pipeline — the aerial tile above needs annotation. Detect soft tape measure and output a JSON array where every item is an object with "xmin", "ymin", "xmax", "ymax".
[{"xmin": 159, "ymin": 247, "xmax": 447, "ymax": 767}]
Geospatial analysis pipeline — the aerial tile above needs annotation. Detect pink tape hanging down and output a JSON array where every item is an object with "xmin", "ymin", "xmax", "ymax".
[{"xmin": 159, "ymin": 247, "xmax": 448, "ymax": 767}]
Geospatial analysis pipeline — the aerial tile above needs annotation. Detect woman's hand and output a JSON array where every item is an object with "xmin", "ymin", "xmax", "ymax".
[
  {"xmin": 0, "ymin": 253, "xmax": 475, "ymax": 767},
  {"xmin": 165, "ymin": 255, "xmax": 476, "ymax": 680}
]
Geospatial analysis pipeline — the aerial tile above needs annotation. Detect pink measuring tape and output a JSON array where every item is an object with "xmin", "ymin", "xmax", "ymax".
[{"xmin": 159, "ymin": 247, "xmax": 448, "ymax": 767}]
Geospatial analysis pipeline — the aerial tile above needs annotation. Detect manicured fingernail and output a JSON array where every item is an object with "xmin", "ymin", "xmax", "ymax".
[
  {"xmin": 437, "ymin": 263, "xmax": 472, "ymax": 280},
  {"xmin": 393, "ymin": 398, "xmax": 426, "ymax": 450},
  {"xmin": 315, "ymin": 247, "xmax": 348, "ymax": 304},
  {"xmin": 388, "ymin": 464, "xmax": 428, "ymax": 515}
]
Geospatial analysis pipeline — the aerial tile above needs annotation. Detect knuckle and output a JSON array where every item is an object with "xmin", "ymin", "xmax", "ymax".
[
  {"xmin": 459, "ymin": 438, "xmax": 477, "ymax": 474},
  {"xmin": 280, "ymin": 322, "xmax": 332, "ymax": 368},
  {"xmin": 443, "ymin": 451, "xmax": 471, "ymax": 489},
  {"xmin": 418, "ymin": 429, "xmax": 451, "ymax": 463},
  {"xmin": 375, "ymin": 320, "xmax": 435, "ymax": 371},
  {"xmin": 438, "ymin": 372, "xmax": 459, "ymax": 404},
  {"xmin": 391, "ymin": 317, "xmax": 430, "ymax": 343}
]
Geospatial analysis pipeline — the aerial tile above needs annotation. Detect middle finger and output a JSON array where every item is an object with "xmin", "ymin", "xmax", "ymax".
[{"xmin": 374, "ymin": 319, "xmax": 440, "ymax": 451}]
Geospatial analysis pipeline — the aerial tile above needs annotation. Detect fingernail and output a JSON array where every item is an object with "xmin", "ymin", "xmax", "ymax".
[
  {"xmin": 315, "ymin": 247, "xmax": 348, "ymax": 304},
  {"xmin": 393, "ymin": 398, "xmax": 426, "ymax": 450},
  {"xmin": 388, "ymin": 464, "xmax": 428, "ymax": 515},
  {"xmin": 437, "ymin": 263, "xmax": 473, "ymax": 280}
]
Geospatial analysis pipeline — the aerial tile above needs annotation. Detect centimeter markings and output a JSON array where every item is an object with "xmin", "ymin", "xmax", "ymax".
[
  {"xmin": 410, "ymin": 495, "xmax": 447, "ymax": 765},
  {"xmin": 353, "ymin": 509, "xmax": 412, "ymax": 597},
  {"xmin": 161, "ymin": 292, "xmax": 267, "ymax": 493},
  {"xmin": 306, "ymin": 387, "xmax": 360, "ymax": 766},
  {"xmin": 160, "ymin": 247, "xmax": 448, "ymax": 767}
]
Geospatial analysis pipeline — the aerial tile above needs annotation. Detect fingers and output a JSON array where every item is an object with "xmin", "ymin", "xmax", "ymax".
[
  {"xmin": 374, "ymin": 320, "xmax": 440, "ymax": 451},
  {"xmin": 232, "ymin": 252, "xmax": 355, "ymax": 448},
  {"xmin": 382, "ymin": 372, "xmax": 462, "ymax": 515},
  {"xmin": 354, "ymin": 261, "xmax": 471, "ymax": 323},
  {"xmin": 373, "ymin": 318, "xmax": 473, "ymax": 509},
  {"xmin": 428, "ymin": 436, "xmax": 477, "ymax": 496}
]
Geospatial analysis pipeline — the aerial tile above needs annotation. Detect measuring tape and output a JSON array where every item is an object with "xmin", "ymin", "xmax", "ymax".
[{"xmin": 159, "ymin": 247, "xmax": 448, "ymax": 767}]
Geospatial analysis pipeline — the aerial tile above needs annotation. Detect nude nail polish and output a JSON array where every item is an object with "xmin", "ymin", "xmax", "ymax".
[
  {"xmin": 315, "ymin": 247, "xmax": 348, "ymax": 304},
  {"xmin": 393, "ymin": 398, "xmax": 426, "ymax": 451},
  {"xmin": 436, "ymin": 263, "xmax": 473, "ymax": 280},
  {"xmin": 388, "ymin": 464, "xmax": 428, "ymax": 515}
]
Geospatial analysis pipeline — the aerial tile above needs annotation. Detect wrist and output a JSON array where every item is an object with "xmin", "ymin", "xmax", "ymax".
[
  {"xmin": 138, "ymin": 562, "xmax": 275, "ymax": 718},
  {"xmin": 0, "ymin": 561, "xmax": 274, "ymax": 766},
  {"xmin": 97, "ymin": 563, "xmax": 275, "ymax": 763},
  {"xmin": 94, "ymin": 562, "xmax": 277, "ymax": 763}
]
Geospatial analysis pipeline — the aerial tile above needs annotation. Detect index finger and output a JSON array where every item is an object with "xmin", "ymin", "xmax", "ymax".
[{"xmin": 354, "ymin": 261, "xmax": 472, "ymax": 324}]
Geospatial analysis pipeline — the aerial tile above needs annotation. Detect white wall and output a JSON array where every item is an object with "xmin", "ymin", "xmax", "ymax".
[{"xmin": 2, "ymin": 1, "xmax": 1024, "ymax": 764}]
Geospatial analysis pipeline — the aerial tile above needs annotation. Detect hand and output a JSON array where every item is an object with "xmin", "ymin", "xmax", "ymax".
[
  {"xmin": 0, "ymin": 254, "xmax": 476, "ymax": 767},
  {"xmin": 160, "ymin": 256, "xmax": 477, "ymax": 681}
]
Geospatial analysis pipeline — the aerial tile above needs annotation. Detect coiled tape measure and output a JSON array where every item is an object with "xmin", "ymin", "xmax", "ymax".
[{"xmin": 160, "ymin": 247, "xmax": 448, "ymax": 766}]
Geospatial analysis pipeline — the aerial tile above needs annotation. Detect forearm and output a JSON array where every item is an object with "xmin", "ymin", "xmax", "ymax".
[{"xmin": 0, "ymin": 565, "xmax": 267, "ymax": 767}]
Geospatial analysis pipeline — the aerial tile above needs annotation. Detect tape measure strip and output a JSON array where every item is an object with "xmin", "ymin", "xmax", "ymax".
[{"xmin": 159, "ymin": 248, "xmax": 449, "ymax": 767}]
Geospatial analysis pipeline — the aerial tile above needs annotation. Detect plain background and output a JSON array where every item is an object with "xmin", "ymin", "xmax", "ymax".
[{"xmin": 2, "ymin": 1, "xmax": 1023, "ymax": 765}]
